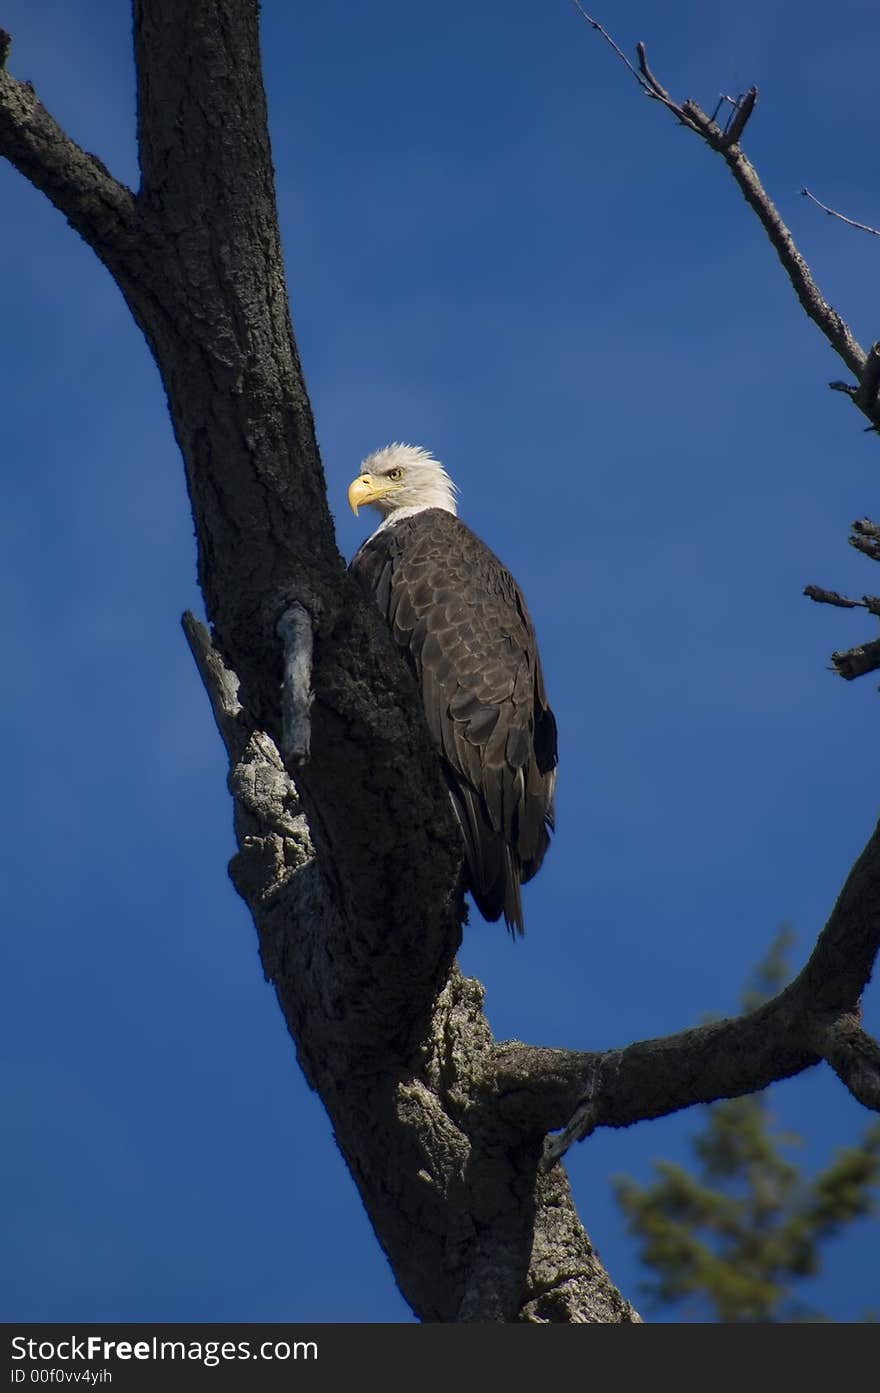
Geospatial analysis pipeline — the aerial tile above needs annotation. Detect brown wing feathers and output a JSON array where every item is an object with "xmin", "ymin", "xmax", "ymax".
[{"xmin": 350, "ymin": 509, "xmax": 557, "ymax": 935}]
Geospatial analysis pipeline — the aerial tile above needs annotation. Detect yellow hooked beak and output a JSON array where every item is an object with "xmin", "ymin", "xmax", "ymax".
[{"xmin": 347, "ymin": 472, "xmax": 385, "ymax": 516}]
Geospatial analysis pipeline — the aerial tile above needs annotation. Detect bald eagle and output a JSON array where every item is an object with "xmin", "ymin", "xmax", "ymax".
[{"xmin": 348, "ymin": 444, "xmax": 557, "ymax": 935}]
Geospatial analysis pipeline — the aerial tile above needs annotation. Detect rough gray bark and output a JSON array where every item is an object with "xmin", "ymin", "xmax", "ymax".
[
  {"xmin": 181, "ymin": 612, "xmax": 637, "ymax": 1322},
  {"xmin": 2, "ymin": 1, "xmax": 877, "ymax": 1323}
]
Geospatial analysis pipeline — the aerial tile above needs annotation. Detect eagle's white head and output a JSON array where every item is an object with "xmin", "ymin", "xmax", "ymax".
[{"xmin": 347, "ymin": 443, "xmax": 458, "ymax": 527}]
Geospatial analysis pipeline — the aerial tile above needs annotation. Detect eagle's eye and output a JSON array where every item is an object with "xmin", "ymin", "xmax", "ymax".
[{"xmin": 387, "ymin": 467, "xmax": 404, "ymax": 481}]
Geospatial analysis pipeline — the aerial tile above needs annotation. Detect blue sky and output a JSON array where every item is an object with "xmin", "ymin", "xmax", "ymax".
[{"xmin": 2, "ymin": 0, "xmax": 878, "ymax": 1322}]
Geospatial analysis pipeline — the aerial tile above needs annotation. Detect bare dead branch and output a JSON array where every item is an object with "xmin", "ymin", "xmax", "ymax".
[
  {"xmin": 724, "ymin": 87, "xmax": 758, "ymax": 147},
  {"xmin": 577, "ymin": 20, "xmax": 874, "ymax": 415},
  {"xmin": 495, "ymin": 813, "xmax": 880, "ymax": 1158},
  {"xmin": 808, "ymin": 517, "xmax": 880, "ymax": 676},
  {"xmin": 831, "ymin": 638, "xmax": 880, "ymax": 681},
  {"xmin": 568, "ymin": 5, "xmax": 701, "ymax": 129},
  {"xmin": 690, "ymin": 122, "xmax": 864, "ymax": 379},
  {"xmin": 181, "ymin": 612, "xmax": 249, "ymax": 762},
  {"xmin": 569, "ymin": 4, "xmax": 650, "ymax": 94},
  {"xmin": 806, "ymin": 525, "xmax": 880, "ymax": 677},
  {"xmin": 575, "ymin": 0, "xmax": 880, "ymax": 566},
  {"xmin": 634, "ymin": 43, "xmax": 675, "ymax": 107},
  {"xmin": 499, "ymin": 1014, "xmax": 818, "ymax": 1165},
  {"xmin": 0, "ymin": 40, "xmax": 136, "ymax": 259},
  {"xmin": 804, "ymin": 585, "xmax": 861, "ymax": 610},
  {"xmin": 802, "ymin": 187, "xmax": 880, "ymax": 238}
]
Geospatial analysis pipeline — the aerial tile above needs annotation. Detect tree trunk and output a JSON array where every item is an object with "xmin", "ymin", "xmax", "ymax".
[{"xmin": 0, "ymin": 0, "xmax": 636, "ymax": 1322}]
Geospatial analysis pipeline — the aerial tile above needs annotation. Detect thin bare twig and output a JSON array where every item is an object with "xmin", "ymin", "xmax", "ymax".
[
  {"xmin": 802, "ymin": 187, "xmax": 880, "ymax": 238},
  {"xmin": 569, "ymin": 3, "xmax": 649, "ymax": 92},
  {"xmin": 569, "ymin": 3, "xmax": 701, "ymax": 128}
]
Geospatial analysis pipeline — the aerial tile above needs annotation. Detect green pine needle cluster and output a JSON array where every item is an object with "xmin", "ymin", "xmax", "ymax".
[{"xmin": 614, "ymin": 928, "xmax": 880, "ymax": 1322}]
